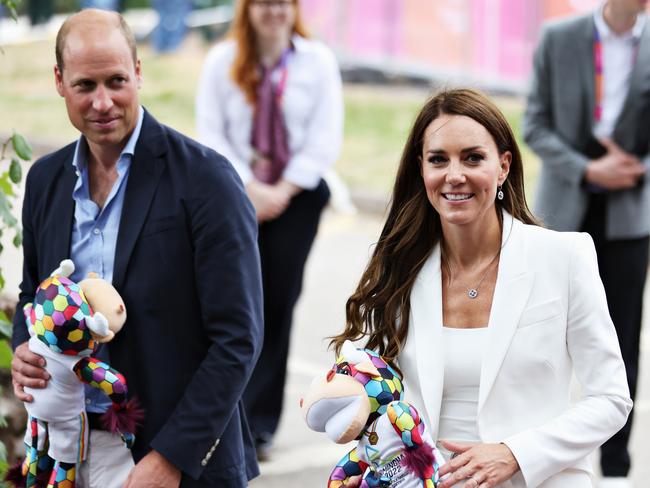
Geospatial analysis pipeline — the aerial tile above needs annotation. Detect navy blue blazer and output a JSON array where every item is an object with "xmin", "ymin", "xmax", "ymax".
[{"xmin": 12, "ymin": 110, "xmax": 264, "ymax": 487}]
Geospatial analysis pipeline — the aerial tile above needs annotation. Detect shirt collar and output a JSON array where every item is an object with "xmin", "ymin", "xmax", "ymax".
[
  {"xmin": 290, "ymin": 34, "xmax": 308, "ymax": 52},
  {"xmin": 72, "ymin": 105, "xmax": 145, "ymax": 172},
  {"xmin": 594, "ymin": 3, "xmax": 647, "ymax": 41}
]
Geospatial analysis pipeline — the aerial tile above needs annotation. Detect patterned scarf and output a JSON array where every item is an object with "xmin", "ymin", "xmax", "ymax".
[{"xmin": 251, "ymin": 48, "xmax": 291, "ymax": 184}]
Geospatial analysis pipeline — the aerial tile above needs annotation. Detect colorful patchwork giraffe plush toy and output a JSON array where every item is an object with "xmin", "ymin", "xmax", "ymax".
[
  {"xmin": 301, "ymin": 341, "xmax": 445, "ymax": 488},
  {"xmin": 7, "ymin": 259, "xmax": 142, "ymax": 488}
]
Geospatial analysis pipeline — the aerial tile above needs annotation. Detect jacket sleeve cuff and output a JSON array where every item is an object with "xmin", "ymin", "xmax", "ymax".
[
  {"xmin": 150, "ymin": 432, "xmax": 219, "ymax": 480},
  {"xmin": 502, "ymin": 433, "xmax": 544, "ymax": 488},
  {"xmin": 282, "ymin": 158, "xmax": 324, "ymax": 190}
]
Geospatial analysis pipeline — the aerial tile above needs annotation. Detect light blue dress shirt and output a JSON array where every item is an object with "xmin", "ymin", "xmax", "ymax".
[{"xmin": 70, "ymin": 106, "xmax": 144, "ymax": 413}]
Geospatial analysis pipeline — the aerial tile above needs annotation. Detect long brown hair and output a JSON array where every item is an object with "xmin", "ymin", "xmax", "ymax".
[
  {"xmin": 228, "ymin": 0, "xmax": 309, "ymax": 105},
  {"xmin": 331, "ymin": 88, "xmax": 539, "ymax": 367}
]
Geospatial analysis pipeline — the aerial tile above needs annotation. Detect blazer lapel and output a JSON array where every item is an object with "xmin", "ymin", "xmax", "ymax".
[
  {"xmin": 478, "ymin": 214, "xmax": 533, "ymax": 413},
  {"xmin": 411, "ymin": 245, "xmax": 445, "ymax": 438},
  {"xmin": 615, "ymin": 24, "xmax": 650, "ymax": 133},
  {"xmin": 112, "ymin": 111, "xmax": 167, "ymax": 290},
  {"xmin": 45, "ymin": 151, "xmax": 77, "ymax": 275},
  {"xmin": 578, "ymin": 16, "xmax": 597, "ymax": 132}
]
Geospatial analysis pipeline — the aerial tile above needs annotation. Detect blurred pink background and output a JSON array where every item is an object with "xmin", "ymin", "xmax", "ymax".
[{"xmin": 300, "ymin": 0, "xmax": 648, "ymax": 89}]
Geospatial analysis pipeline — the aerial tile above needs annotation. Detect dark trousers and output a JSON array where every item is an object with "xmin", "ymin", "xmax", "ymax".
[
  {"xmin": 581, "ymin": 195, "xmax": 648, "ymax": 477},
  {"xmin": 243, "ymin": 180, "xmax": 330, "ymax": 440}
]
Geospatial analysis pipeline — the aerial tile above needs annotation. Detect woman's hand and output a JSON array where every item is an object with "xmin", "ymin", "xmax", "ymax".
[
  {"xmin": 437, "ymin": 440, "xmax": 520, "ymax": 488},
  {"xmin": 246, "ymin": 180, "xmax": 290, "ymax": 222},
  {"xmin": 275, "ymin": 179, "xmax": 301, "ymax": 199}
]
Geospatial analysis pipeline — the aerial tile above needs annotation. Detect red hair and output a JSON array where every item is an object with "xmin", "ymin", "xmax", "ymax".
[{"xmin": 227, "ymin": 0, "xmax": 309, "ymax": 105}]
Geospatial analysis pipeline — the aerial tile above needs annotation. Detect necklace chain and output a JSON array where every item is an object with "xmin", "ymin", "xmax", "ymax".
[
  {"xmin": 464, "ymin": 251, "xmax": 500, "ymax": 299},
  {"xmin": 443, "ymin": 219, "xmax": 513, "ymax": 299}
]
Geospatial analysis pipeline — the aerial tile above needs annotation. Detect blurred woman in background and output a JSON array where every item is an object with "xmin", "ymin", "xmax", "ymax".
[{"xmin": 196, "ymin": 0, "xmax": 343, "ymax": 460}]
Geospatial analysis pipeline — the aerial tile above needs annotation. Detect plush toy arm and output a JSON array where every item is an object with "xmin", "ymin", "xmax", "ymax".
[
  {"xmin": 328, "ymin": 447, "xmax": 369, "ymax": 488},
  {"xmin": 387, "ymin": 401, "xmax": 440, "ymax": 485},
  {"xmin": 74, "ymin": 357, "xmax": 143, "ymax": 448}
]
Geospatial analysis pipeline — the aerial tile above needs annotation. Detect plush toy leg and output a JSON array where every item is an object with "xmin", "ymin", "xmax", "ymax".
[
  {"xmin": 360, "ymin": 469, "xmax": 390, "ymax": 488},
  {"xmin": 328, "ymin": 448, "xmax": 369, "ymax": 488},
  {"xmin": 23, "ymin": 416, "xmax": 53, "ymax": 488},
  {"xmin": 47, "ymin": 461, "xmax": 75, "ymax": 488}
]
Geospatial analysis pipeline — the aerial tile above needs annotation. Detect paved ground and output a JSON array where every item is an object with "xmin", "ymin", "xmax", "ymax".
[{"xmin": 248, "ymin": 210, "xmax": 650, "ymax": 488}]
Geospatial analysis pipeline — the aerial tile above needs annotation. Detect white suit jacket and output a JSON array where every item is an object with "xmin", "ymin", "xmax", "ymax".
[{"xmin": 399, "ymin": 213, "xmax": 632, "ymax": 487}]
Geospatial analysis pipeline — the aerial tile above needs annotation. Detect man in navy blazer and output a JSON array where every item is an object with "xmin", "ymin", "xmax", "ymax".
[{"xmin": 10, "ymin": 9, "xmax": 263, "ymax": 488}]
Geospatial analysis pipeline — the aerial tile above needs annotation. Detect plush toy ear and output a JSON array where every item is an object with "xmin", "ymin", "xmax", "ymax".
[
  {"xmin": 50, "ymin": 259, "xmax": 75, "ymax": 278},
  {"xmin": 86, "ymin": 272, "xmax": 99, "ymax": 279},
  {"xmin": 354, "ymin": 360, "xmax": 380, "ymax": 378},
  {"xmin": 340, "ymin": 340, "xmax": 369, "ymax": 365}
]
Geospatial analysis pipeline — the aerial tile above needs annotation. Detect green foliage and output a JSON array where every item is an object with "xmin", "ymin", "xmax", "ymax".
[
  {"xmin": 0, "ymin": 441, "xmax": 7, "ymax": 487},
  {"xmin": 11, "ymin": 133, "xmax": 31, "ymax": 161},
  {"xmin": 0, "ymin": 1, "xmax": 27, "ymax": 329},
  {"xmin": 1, "ymin": 0, "xmax": 18, "ymax": 20},
  {"xmin": 0, "ymin": 126, "xmax": 25, "ymax": 471},
  {"xmin": 0, "ymin": 132, "xmax": 27, "ymax": 295},
  {"xmin": 0, "ymin": 2, "xmax": 29, "ymax": 472}
]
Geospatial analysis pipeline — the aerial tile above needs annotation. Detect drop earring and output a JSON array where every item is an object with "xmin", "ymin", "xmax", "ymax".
[{"xmin": 497, "ymin": 185, "xmax": 504, "ymax": 201}]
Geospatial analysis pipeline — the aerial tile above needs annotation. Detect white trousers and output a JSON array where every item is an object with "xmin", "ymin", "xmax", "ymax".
[{"xmin": 77, "ymin": 430, "xmax": 135, "ymax": 488}]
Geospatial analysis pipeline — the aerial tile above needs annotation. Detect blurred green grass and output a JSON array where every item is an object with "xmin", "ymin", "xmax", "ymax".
[{"xmin": 0, "ymin": 37, "xmax": 539, "ymax": 199}]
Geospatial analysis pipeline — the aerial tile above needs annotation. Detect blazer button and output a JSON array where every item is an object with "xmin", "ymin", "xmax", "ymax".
[{"xmin": 201, "ymin": 459, "xmax": 208, "ymax": 467}]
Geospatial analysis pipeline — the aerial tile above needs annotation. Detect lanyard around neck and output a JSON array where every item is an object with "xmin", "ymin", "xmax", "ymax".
[
  {"xmin": 261, "ymin": 46, "xmax": 291, "ymax": 103},
  {"xmin": 593, "ymin": 26, "xmax": 640, "ymax": 122}
]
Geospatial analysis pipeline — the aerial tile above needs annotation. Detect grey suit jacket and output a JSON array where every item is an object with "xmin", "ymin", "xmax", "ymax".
[{"xmin": 524, "ymin": 13, "xmax": 650, "ymax": 238}]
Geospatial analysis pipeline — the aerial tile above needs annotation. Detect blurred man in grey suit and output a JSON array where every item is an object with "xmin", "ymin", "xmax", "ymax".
[{"xmin": 524, "ymin": 1, "xmax": 650, "ymax": 486}]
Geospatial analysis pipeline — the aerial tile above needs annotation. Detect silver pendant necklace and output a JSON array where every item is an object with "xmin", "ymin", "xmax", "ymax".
[
  {"xmin": 443, "ymin": 216, "xmax": 513, "ymax": 299},
  {"xmin": 465, "ymin": 251, "xmax": 500, "ymax": 299}
]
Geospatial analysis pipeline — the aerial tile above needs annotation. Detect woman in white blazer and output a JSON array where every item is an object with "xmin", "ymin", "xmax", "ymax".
[{"xmin": 332, "ymin": 89, "xmax": 631, "ymax": 487}]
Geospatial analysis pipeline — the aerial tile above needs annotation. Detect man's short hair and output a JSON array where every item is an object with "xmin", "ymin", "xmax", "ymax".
[{"xmin": 55, "ymin": 11, "xmax": 138, "ymax": 73}]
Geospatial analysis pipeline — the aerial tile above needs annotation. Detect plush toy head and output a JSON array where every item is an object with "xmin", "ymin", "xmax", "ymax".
[
  {"xmin": 24, "ymin": 260, "xmax": 126, "ymax": 355},
  {"xmin": 78, "ymin": 272, "xmax": 126, "ymax": 343},
  {"xmin": 301, "ymin": 340, "xmax": 403, "ymax": 443},
  {"xmin": 27, "ymin": 274, "xmax": 97, "ymax": 356}
]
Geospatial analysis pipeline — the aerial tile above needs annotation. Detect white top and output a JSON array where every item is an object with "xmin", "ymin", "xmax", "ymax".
[
  {"xmin": 593, "ymin": 5, "xmax": 646, "ymax": 139},
  {"xmin": 195, "ymin": 35, "xmax": 344, "ymax": 189},
  {"xmin": 439, "ymin": 327, "xmax": 487, "ymax": 444}
]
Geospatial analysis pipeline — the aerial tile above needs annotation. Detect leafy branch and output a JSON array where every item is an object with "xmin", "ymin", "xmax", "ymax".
[
  {"xmin": 0, "ymin": 133, "xmax": 28, "ymax": 293},
  {"xmin": 1, "ymin": 0, "xmax": 18, "ymax": 20},
  {"xmin": 1, "ymin": 2, "xmax": 29, "ymax": 479}
]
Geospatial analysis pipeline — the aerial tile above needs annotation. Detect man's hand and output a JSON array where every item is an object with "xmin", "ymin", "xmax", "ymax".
[
  {"xmin": 437, "ymin": 440, "xmax": 520, "ymax": 488},
  {"xmin": 585, "ymin": 138, "xmax": 645, "ymax": 190},
  {"xmin": 246, "ymin": 180, "xmax": 290, "ymax": 222},
  {"xmin": 11, "ymin": 342, "xmax": 49, "ymax": 402},
  {"xmin": 123, "ymin": 450, "xmax": 181, "ymax": 488}
]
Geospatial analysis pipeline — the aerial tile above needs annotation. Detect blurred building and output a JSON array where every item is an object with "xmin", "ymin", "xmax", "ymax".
[{"xmin": 301, "ymin": 0, "xmax": 646, "ymax": 92}]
